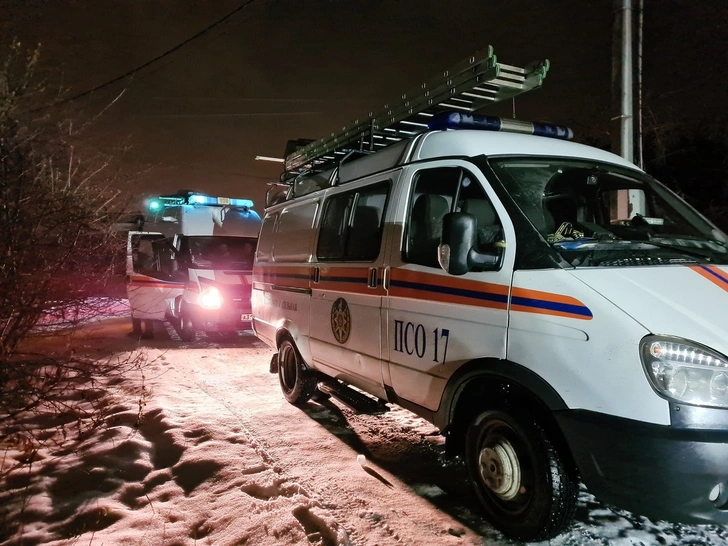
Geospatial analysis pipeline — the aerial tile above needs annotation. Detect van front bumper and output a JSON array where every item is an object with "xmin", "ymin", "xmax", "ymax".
[{"xmin": 556, "ymin": 409, "xmax": 728, "ymax": 525}]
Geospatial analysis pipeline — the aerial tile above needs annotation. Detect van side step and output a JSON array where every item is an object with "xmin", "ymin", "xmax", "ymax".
[{"xmin": 318, "ymin": 380, "xmax": 390, "ymax": 415}]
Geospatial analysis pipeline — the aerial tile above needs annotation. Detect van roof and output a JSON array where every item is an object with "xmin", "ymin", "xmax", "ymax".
[
  {"xmin": 337, "ymin": 129, "xmax": 642, "ymax": 184},
  {"xmin": 411, "ymin": 130, "xmax": 641, "ymax": 171},
  {"xmin": 273, "ymin": 129, "xmax": 643, "ymax": 205}
]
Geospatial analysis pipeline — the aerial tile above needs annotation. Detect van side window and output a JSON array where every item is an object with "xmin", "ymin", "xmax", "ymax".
[
  {"xmin": 132, "ymin": 236, "xmax": 157, "ymax": 273},
  {"xmin": 131, "ymin": 234, "xmax": 176, "ymax": 280},
  {"xmin": 273, "ymin": 201, "xmax": 319, "ymax": 262},
  {"xmin": 256, "ymin": 213, "xmax": 277, "ymax": 262},
  {"xmin": 152, "ymin": 237, "xmax": 176, "ymax": 278},
  {"xmin": 317, "ymin": 182, "xmax": 389, "ymax": 262},
  {"xmin": 406, "ymin": 167, "xmax": 502, "ymax": 268}
]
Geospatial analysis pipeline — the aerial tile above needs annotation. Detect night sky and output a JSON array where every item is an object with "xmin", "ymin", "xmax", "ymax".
[{"xmin": 1, "ymin": 0, "xmax": 726, "ymax": 211}]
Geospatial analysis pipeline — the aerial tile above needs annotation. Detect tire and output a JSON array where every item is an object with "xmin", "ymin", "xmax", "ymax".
[
  {"xmin": 465, "ymin": 410, "xmax": 578, "ymax": 542},
  {"xmin": 278, "ymin": 339, "xmax": 318, "ymax": 405},
  {"xmin": 178, "ymin": 309, "xmax": 197, "ymax": 342}
]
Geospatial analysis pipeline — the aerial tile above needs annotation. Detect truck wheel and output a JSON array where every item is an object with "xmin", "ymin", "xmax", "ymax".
[
  {"xmin": 465, "ymin": 410, "xmax": 578, "ymax": 542},
  {"xmin": 179, "ymin": 309, "xmax": 197, "ymax": 342},
  {"xmin": 278, "ymin": 339, "xmax": 318, "ymax": 405}
]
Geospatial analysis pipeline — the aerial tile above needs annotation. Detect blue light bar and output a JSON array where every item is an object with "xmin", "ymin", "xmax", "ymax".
[
  {"xmin": 146, "ymin": 193, "xmax": 254, "ymax": 212},
  {"xmin": 185, "ymin": 194, "xmax": 254, "ymax": 208},
  {"xmin": 428, "ymin": 111, "xmax": 574, "ymax": 140}
]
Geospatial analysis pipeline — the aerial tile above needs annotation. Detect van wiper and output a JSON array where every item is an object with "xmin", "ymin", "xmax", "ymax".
[{"xmin": 642, "ymin": 239, "xmax": 716, "ymax": 262}]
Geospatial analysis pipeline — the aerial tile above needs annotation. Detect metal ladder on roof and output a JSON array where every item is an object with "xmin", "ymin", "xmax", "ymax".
[{"xmin": 282, "ymin": 45, "xmax": 550, "ymax": 181}]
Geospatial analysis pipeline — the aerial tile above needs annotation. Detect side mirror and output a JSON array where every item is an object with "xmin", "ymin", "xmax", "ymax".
[{"xmin": 438, "ymin": 212, "xmax": 501, "ymax": 275}]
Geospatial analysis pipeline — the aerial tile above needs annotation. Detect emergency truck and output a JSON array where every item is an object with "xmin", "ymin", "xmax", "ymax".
[
  {"xmin": 126, "ymin": 190, "xmax": 261, "ymax": 341},
  {"xmin": 250, "ymin": 46, "xmax": 728, "ymax": 540}
]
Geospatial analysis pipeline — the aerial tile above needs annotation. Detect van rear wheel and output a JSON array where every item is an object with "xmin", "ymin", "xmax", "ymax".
[
  {"xmin": 465, "ymin": 410, "xmax": 578, "ymax": 541},
  {"xmin": 278, "ymin": 339, "xmax": 318, "ymax": 405}
]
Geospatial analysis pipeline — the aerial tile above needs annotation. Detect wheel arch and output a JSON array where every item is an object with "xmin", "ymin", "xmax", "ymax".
[
  {"xmin": 274, "ymin": 319, "xmax": 298, "ymax": 350},
  {"xmin": 437, "ymin": 358, "xmax": 575, "ymax": 470},
  {"xmin": 274, "ymin": 320, "xmax": 315, "ymax": 363}
]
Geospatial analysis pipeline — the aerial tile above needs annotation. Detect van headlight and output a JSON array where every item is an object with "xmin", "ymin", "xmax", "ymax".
[
  {"xmin": 640, "ymin": 335, "xmax": 728, "ymax": 408},
  {"xmin": 199, "ymin": 286, "xmax": 222, "ymax": 309}
]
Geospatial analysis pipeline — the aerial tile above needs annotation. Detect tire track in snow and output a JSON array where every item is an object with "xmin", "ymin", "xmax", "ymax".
[
  {"xmin": 180, "ymin": 353, "xmax": 352, "ymax": 545},
  {"xmin": 184, "ymin": 352, "xmax": 487, "ymax": 546}
]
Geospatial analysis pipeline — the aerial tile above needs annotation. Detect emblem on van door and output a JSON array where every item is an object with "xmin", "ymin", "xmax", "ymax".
[{"xmin": 331, "ymin": 298, "xmax": 351, "ymax": 344}]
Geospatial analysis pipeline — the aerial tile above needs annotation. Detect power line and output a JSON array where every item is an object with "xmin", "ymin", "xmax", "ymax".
[{"xmin": 33, "ymin": 0, "xmax": 261, "ymax": 112}]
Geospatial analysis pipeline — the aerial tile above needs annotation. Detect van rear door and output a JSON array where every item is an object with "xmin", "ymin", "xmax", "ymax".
[{"xmin": 126, "ymin": 231, "xmax": 185, "ymax": 321}]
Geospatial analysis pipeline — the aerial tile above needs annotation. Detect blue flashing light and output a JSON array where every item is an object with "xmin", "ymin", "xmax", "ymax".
[
  {"xmin": 189, "ymin": 194, "xmax": 208, "ymax": 204},
  {"xmin": 428, "ymin": 111, "xmax": 574, "ymax": 140},
  {"xmin": 187, "ymin": 194, "xmax": 254, "ymax": 208},
  {"xmin": 228, "ymin": 198, "xmax": 254, "ymax": 208},
  {"xmin": 145, "ymin": 196, "xmax": 184, "ymax": 212}
]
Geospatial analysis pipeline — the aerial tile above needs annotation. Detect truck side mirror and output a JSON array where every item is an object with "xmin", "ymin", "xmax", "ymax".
[{"xmin": 438, "ymin": 212, "xmax": 501, "ymax": 275}]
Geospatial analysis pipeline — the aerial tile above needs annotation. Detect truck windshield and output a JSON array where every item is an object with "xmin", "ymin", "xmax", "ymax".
[
  {"xmin": 488, "ymin": 158, "xmax": 728, "ymax": 267},
  {"xmin": 186, "ymin": 236, "xmax": 256, "ymax": 269}
]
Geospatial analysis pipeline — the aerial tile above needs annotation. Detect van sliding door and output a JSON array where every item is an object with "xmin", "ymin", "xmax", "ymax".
[{"xmin": 309, "ymin": 177, "xmax": 396, "ymax": 399}]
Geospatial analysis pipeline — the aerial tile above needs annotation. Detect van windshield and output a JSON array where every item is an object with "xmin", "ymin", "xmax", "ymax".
[
  {"xmin": 489, "ymin": 158, "xmax": 728, "ymax": 267},
  {"xmin": 185, "ymin": 236, "xmax": 257, "ymax": 269}
]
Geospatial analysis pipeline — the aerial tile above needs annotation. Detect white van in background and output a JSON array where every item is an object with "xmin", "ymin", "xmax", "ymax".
[{"xmin": 126, "ymin": 191, "xmax": 261, "ymax": 341}]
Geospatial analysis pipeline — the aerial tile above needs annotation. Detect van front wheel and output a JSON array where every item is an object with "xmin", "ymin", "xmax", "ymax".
[
  {"xmin": 465, "ymin": 410, "xmax": 578, "ymax": 542},
  {"xmin": 278, "ymin": 339, "xmax": 318, "ymax": 405},
  {"xmin": 178, "ymin": 309, "xmax": 197, "ymax": 342}
]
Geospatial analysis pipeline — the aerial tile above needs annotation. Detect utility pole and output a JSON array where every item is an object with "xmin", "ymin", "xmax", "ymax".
[
  {"xmin": 611, "ymin": 0, "xmax": 634, "ymax": 164},
  {"xmin": 611, "ymin": 0, "xmax": 646, "ymax": 218}
]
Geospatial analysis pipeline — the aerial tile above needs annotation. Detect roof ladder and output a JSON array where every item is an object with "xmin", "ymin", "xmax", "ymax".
[{"xmin": 282, "ymin": 45, "xmax": 550, "ymax": 181}]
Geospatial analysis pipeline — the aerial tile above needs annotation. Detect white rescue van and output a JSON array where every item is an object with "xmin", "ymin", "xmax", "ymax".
[
  {"xmin": 126, "ymin": 191, "xmax": 261, "ymax": 341},
  {"xmin": 251, "ymin": 48, "xmax": 728, "ymax": 541}
]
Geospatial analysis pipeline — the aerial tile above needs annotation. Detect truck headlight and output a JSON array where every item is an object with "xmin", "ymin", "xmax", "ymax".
[
  {"xmin": 199, "ymin": 286, "xmax": 222, "ymax": 309},
  {"xmin": 640, "ymin": 335, "xmax": 728, "ymax": 408}
]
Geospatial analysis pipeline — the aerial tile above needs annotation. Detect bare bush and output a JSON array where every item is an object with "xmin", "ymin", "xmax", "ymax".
[
  {"xmin": 0, "ymin": 41, "xmax": 135, "ymax": 451},
  {"xmin": 0, "ymin": 42, "xmax": 129, "ymax": 360}
]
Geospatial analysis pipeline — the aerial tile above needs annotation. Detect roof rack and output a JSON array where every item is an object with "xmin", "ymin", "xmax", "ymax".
[{"xmin": 282, "ymin": 45, "xmax": 550, "ymax": 182}]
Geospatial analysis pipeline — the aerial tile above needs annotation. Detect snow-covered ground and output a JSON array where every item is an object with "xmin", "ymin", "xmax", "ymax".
[{"xmin": 2, "ymin": 309, "xmax": 728, "ymax": 545}]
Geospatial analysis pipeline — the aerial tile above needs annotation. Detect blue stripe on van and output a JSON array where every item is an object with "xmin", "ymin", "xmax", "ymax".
[
  {"xmin": 390, "ymin": 278, "xmax": 509, "ymax": 305},
  {"xmin": 320, "ymin": 275, "xmax": 368, "ymax": 284},
  {"xmin": 700, "ymin": 265, "xmax": 728, "ymax": 285},
  {"xmin": 510, "ymin": 295, "xmax": 593, "ymax": 318},
  {"xmin": 391, "ymin": 278, "xmax": 592, "ymax": 318}
]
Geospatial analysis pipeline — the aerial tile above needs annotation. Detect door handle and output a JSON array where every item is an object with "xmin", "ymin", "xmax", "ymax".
[{"xmin": 368, "ymin": 267, "xmax": 377, "ymax": 288}]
